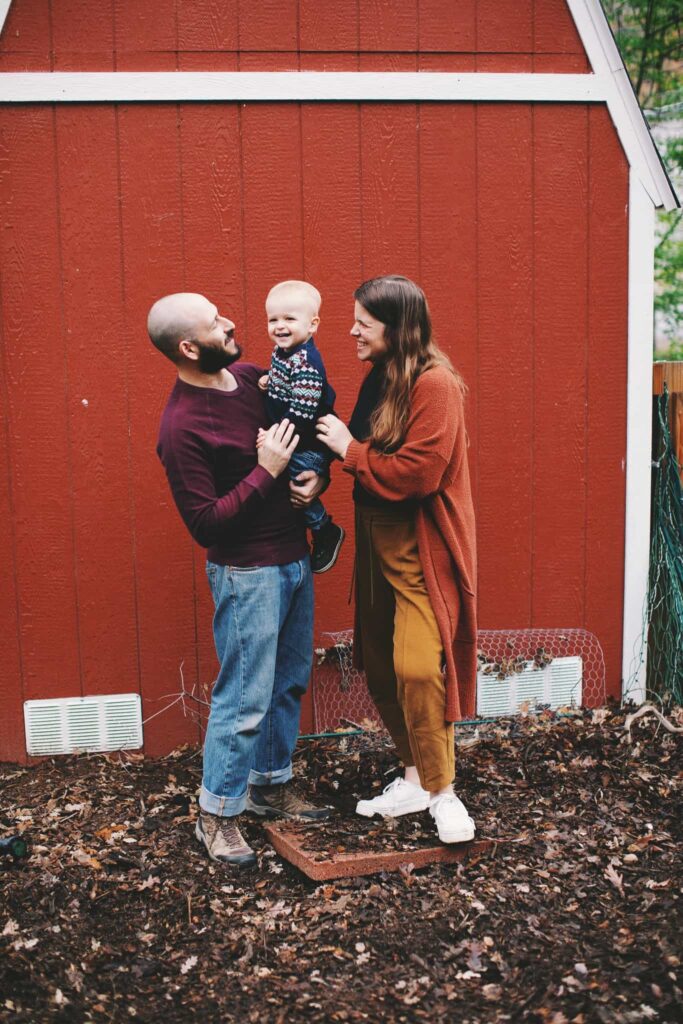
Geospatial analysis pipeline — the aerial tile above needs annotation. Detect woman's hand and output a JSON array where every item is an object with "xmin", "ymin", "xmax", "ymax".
[
  {"xmin": 289, "ymin": 470, "xmax": 328, "ymax": 509},
  {"xmin": 257, "ymin": 419, "xmax": 299, "ymax": 478},
  {"xmin": 316, "ymin": 414, "xmax": 353, "ymax": 460}
]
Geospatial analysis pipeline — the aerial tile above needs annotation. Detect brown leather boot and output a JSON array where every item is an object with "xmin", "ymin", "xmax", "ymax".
[
  {"xmin": 195, "ymin": 811, "xmax": 256, "ymax": 866},
  {"xmin": 246, "ymin": 782, "xmax": 331, "ymax": 821}
]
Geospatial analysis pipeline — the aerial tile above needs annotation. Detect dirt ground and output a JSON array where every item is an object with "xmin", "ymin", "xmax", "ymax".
[{"xmin": 0, "ymin": 706, "xmax": 680, "ymax": 1023}]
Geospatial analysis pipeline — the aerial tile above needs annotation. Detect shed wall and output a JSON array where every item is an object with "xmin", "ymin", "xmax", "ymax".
[
  {"xmin": 0, "ymin": 0, "xmax": 590, "ymax": 72},
  {"xmin": 0, "ymin": 1, "xmax": 629, "ymax": 762}
]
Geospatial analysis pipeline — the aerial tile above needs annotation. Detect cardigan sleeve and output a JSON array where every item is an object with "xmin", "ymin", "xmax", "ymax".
[{"xmin": 343, "ymin": 369, "xmax": 462, "ymax": 501}]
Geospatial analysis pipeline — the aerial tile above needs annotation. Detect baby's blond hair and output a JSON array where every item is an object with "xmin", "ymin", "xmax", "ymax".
[{"xmin": 266, "ymin": 280, "xmax": 321, "ymax": 316}]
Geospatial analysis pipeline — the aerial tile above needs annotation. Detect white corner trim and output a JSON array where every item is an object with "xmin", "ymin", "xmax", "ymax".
[
  {"xmin": 567, "ymin": 0, "xmax": 678, "ymax": 211},
  {"xmin": 0, "ymin": 0, "xmax": 12, "ymax": 39},
  {"xmin": 621, "ymin": 173, "xmax": 655, "ymax": 705},
  {"xmin": 0, "ymin": 70, "xmax": 607, "ymax": 104}
]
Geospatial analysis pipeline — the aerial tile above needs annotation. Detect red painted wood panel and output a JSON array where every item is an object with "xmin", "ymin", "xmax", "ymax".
[
  {"xmin": 238, "ymin": 0, "xmax": 298, "ymax": 52},
  {"xmin": 534, "ymin": 54, "xmax": 592, "ymax": 73},
  {"xmin": 0, "ymin": 117, "xmax": 25, "ymax": 759},
  {"xmin": 176, "ymin": 0, "xmax": 239, "ymax": 52},
  {"xmin": 53, "ymin": 105, "xmax": 140, "ymax": 699},
  {"xmin": 0, "ymin": 107, "xmax": 82, "ymax": 703},
  {"xmin": 476, "ymin": 104, "xmax": 534, "ymax": 628},
  {"xmin": 0, "ymin": 0, "xmax": 598, "ymax": 68},
  {"xmin": 476, "ymin": 54, "xmax": 533, "ymax": 72},
  {"xmin": 419, "ymin": 0, "xmax": 476, "ymax": 53},
  {"xmin": 0, "ymin": 433, "xmax": 24, "ymax": 760},
  {"xmin": 0, "ymin": 0, "xmax": 51, "ymax": 70},
  {"xmin": 585, "ymin": 106, "xmax": 628, "ymax": 699},
  {"xmin": 299, "ymin": 0, "xmax": 359, "ymax": 52},
  {"xmin": 417, "ymin": 101, "xmax": 478, "ymax": 506},
  {"xmin": 359, "ymin": 0, "xmax": 417, "ymax": 52},
  {"xmin": 300, "ymin": 102, "xmax": 363, "ymax": 651},
  {"xmin": 113, "ymin": 0, "xmax": 176, "ymax": 54},
  {"xmin": 477, "ymin": 0, "xmax": 533, "ymax": 53},
  {"xmin": 358, "ymin": 81, "xmax": 419, "ymax": 279},
  {"xmin": 51, "ymin": 0, "xmax": 114, "ymax": 70},
  {"xmin": 298, "ymin": 52, "xmax": 359, "ymax": 72},
  {"xmin": 116, "ymin": 101, "xmax": 201, "ymax": 754},
  {"xmin": 535, "ymin": 0, "xmax": 587, "ymax": 55},
  {"xmin": 532, "ymin": 105, "xmax": 589, "ymax": 627},
  {"xmin": 239, "ymin": 101, "xmax": 304, "ymax": 345}
]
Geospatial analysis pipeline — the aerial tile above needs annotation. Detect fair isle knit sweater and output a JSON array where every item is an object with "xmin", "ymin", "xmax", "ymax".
[{"xmin": 265, "ymin": 337, "xmax": 336, "ymax": 451}]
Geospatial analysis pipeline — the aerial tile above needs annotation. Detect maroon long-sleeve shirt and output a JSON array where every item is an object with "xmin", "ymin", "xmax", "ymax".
[{"xmin": 156, "ymin": 363, "xmax": 308, "ymax": 567}]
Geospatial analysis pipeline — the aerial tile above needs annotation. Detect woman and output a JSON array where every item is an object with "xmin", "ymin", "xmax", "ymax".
[{"xmin": 316, "ymin": 275, "xmax": 477, "ymax": 844}]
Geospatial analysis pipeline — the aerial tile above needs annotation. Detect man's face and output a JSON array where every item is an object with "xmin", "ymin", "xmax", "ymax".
[
  {"xmin": 266, "ymin": 290, "xmax": 319, "ymax": 351},
  {"xmin": 189, "ymin": 301, "xmax": 240, "ymax": 373}
]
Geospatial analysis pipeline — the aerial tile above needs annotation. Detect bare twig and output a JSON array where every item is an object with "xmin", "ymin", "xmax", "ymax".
[{"xmin": 624, "ymin": 703, "xmax": 683, "ymax": 742}]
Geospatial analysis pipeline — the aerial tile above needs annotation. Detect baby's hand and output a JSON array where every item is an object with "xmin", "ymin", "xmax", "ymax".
[
  {"xmin": 258, "ymin": 374, "xmax": 269, "ymax": 392},
  {"xmin": 256, "ymin": 427, "xmax": 267, "ymax": 449}
]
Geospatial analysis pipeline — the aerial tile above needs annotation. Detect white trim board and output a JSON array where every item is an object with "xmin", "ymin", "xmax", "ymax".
[
  {"xmin": 622, "ymin": 173, "xmax": 655, "ymax": 705},
  {"xmin": 0, "ymin": 70, "xmax": 604, "ymax": 104},
  {"xmin": 567, "ymin": 0, "xmax": 677, "ymax": 212},
  {"xmin": 0, "ymin": 0, "xmax": 11, "ymax": 38}
]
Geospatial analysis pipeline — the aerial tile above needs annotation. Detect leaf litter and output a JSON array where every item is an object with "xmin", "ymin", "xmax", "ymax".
[{"xmin": 0, "ymin": 705, "xmax": 680, "ymax": 1022}]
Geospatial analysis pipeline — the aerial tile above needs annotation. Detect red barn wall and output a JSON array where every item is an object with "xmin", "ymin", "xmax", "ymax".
[{"xmin": 0, "ymin": 1, "xmax": 628, "ymax": 762}]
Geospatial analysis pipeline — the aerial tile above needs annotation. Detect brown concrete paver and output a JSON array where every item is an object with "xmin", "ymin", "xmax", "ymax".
[{"xmin": 264, "ymin": 823, "xmax": 491, "ymax": 881}]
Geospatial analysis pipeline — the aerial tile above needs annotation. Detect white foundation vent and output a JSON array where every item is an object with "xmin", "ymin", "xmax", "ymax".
[
  {"xmin": 23, "ymin": 694, "xmax": 143, "ymax": 756},
  {"xmin": 476, "ymin": 656, "xmax": 582, "ymax": 718}
]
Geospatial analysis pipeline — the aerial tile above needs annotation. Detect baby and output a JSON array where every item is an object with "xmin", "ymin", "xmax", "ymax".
[{"xmin": 257, "ymin": 280, "xmax": 344, "ymax": 573}]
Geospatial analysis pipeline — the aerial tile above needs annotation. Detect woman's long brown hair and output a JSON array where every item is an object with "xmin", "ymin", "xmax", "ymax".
[{"xmin": 355, "ymin": 275, "xmax": 466, "ymax": 452}]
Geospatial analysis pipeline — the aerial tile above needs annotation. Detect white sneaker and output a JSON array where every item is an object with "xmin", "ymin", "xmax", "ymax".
[
  {"xmin": 429, "ymin": 794, "xmax": 475, "ymax": 844},
  {"xmin": 356, "ymin": 777, "xmax": 430, "ymax": 818}
]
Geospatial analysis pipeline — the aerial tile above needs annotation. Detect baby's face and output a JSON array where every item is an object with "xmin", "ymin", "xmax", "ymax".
[{"xmin": 266, "ymin": 290, "xmax": 319, "ymax": 350}]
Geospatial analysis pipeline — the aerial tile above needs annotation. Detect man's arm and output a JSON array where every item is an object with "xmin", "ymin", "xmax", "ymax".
[{"xmin": 162, "ymin": 421, "xmax": 298, "ymax": 548}]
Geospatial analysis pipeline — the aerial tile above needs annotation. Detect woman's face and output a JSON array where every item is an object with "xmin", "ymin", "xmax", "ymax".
[{"xmin": 351, "ymin": 301, "xmax": 389, "ymax": 363}]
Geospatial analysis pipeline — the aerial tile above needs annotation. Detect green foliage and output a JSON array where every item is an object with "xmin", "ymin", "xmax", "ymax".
[
  {"xmin": 603, "ymin": 1, "xmax": 682, "ymax": 108},
  {"xmin": 604, "ymin": 1, "xmax": 683, "ymax": 353}
]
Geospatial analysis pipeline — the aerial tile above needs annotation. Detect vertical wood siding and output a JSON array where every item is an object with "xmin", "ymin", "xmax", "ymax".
[
  {"xmin": 1, "ymin": 0, "xmax": 590, "ymax": 73},
  {"xmin": 0, "ymin": 2, "xmax": 628, "ymax": 760}
]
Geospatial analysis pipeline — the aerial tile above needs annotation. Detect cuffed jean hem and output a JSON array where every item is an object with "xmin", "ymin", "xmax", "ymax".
[
  {"xmin": 248, "ymin": 762, "xmax": 293, "ymax": 787},
  {"xmin": 199, "ymin": 785, "xmax": 248, "ymax": 818}
]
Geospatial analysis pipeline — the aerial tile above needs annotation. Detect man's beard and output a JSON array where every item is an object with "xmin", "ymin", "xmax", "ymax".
[{"xmin": 197, "ymin": 341, "xmax": 242, "ymax": 374}]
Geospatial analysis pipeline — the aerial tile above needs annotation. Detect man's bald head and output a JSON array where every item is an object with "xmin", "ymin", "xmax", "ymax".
[{"xmin": 147, "ymin": 292, "xmax": 213, "ymax": 363}]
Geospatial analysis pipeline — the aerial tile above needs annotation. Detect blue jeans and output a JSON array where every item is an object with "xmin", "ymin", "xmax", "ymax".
[
  {"xmin": 289, "ymin": 448, "xmax": 330, "ymax": 530},
  {"xmin": 199, "ymin": 557, "xmax": 314, "ymax": 817}
]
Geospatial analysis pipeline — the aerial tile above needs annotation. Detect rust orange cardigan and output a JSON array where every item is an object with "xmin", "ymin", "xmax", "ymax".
[{"xmin": 343, "ymin": 365, "xmax": 477, "ymax": 721}]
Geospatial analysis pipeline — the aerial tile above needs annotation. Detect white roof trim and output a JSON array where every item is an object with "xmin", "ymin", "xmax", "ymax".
[
  {"xmin": 567, "ymin": 0, "xmax": 678, "ymax": 210},
  {"xmin": 0, "ymin": 0, "xmax": 677, "ymax": 211},
  {"xmin": 0, "ymin": 1, "xmax": 11, "ymax": 38}
]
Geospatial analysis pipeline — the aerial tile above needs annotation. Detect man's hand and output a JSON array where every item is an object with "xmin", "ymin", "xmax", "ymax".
[
  {"xmin": 256, "ymin": 427, "xmax": 267, "ymax": 450},
  {"xmin": 290, "ymin": 469, "xmax": 328, "ymax": 509},
  {"xmin": 258, "ymin": 374, "xmax": 269, "ymax": 392},
  {"xmin": 257, "ymin": 419, "xmax": 299, "ymax": 478}
]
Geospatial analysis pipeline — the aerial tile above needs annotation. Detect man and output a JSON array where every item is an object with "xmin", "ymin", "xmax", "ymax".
[{"xmin": 148, "ymin": 292, "xmax": 330, "ymax": 868}]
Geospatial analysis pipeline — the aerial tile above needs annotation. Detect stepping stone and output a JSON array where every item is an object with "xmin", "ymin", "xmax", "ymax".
[{"xmin": 264, "ymin": 822, "xmax": 491, "ymax": 881}]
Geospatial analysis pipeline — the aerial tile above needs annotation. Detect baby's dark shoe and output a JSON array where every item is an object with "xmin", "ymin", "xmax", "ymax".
[{"xmin": 311, "ymin": 519, "xmax": 345, "ymax": 574}]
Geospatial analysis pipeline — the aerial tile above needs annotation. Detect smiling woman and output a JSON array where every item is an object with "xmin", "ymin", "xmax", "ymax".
[{"xmin": 316, "ymin": 275, "xmax": 478, "ymax": 847}]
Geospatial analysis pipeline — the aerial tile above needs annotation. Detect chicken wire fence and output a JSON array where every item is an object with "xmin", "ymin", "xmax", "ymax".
[{"xmin": 313, "ymin": 626, "xmax": 606, "ymax": 734}]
